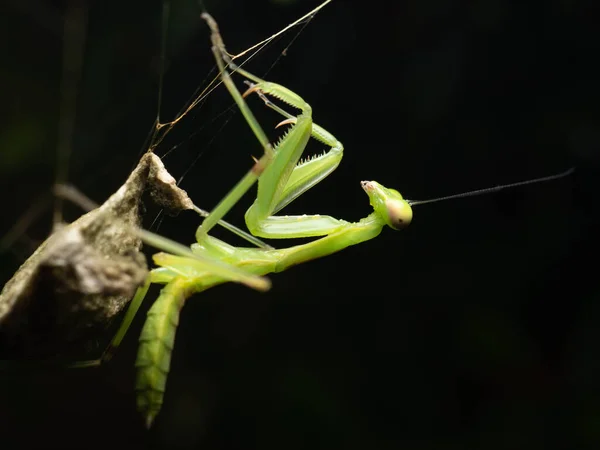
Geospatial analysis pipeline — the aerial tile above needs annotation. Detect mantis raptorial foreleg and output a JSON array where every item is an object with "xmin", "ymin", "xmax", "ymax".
[
  {"xmin": 246, "ymin": 87, "xmax": 344, "ymax": 213},
  {"xmin": 242, "ymin": 82, "xmax": 347, "ymax": 238},
  {"xmin": 198, "ymin": 16, "xmax": 348, "ymax": 240}
]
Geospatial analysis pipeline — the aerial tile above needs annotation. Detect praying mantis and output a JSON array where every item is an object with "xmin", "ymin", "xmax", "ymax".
[{"xmin": 65, "ymin": 10, "xmax": 573, "ymax": 429}]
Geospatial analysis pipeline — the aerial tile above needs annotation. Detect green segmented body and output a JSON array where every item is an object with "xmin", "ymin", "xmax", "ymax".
[{"xmin": 135, "ymin": 278, "xmax": 190, "ymax": 428}]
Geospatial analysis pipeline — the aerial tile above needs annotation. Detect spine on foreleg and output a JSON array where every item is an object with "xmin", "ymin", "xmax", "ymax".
[{"xmin": 135, "ymin": 277, "xmax": 188, "ymax": 428}]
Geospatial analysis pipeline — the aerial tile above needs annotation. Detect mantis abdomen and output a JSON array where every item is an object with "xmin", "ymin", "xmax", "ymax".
[{"xmin": 135, "ymin": 277, "xmax": 189, "ymax": 428}]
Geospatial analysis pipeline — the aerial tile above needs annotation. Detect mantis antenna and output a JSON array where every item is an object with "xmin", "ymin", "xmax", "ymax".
[{"xmin": 407, "ymin": 167, "xmax": 575, "ymax": 207}]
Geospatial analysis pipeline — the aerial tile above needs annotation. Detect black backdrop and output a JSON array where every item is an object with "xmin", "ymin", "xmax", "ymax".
[{"xmin": 1, "ymin": 0, "xmax": 599, "ymax": 449}]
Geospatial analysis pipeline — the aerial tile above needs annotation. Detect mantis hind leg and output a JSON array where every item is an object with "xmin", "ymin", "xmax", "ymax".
[{"xmin": 68, "ymin": 275, "xmax": 153, "ymax": 368}]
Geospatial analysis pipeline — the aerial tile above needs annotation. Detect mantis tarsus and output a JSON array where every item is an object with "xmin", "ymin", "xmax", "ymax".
[{"xmin": 73, "ymin": 12, "xmax": 573, "ymax": 428}]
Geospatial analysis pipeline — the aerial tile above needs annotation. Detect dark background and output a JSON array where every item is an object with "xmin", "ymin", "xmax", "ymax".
[{"xmin": 1, "ymin": 0, "xmax": 599, "ymax": 448}]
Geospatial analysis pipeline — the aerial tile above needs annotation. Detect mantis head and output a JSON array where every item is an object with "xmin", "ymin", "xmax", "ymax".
[
  {"xmin": 361, "ymin": 168, "xmax": 574, "ymax": 231},
  {"xmin": 361, "ymin": 181, "xmax": 413, "ymax": 229}
]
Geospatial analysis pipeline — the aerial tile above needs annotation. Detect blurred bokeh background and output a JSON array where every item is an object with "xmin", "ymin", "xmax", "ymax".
[{"xmin": 1, "ymin": 0, "xmax": 598, "ymax": 448}]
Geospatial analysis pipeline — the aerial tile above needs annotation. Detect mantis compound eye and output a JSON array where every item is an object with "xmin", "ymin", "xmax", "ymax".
[{"xmin": 385, "ymin": 199, "xmax": 413, "ymax": 230}]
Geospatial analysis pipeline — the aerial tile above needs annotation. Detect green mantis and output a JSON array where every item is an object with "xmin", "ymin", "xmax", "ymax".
[
  {"xmin": 72, "ymin": 11, "xmax": 573, "ymax": 429},
  {"xmin": 110, "ymin": 12, "xmax": 416, "ymax": 427}
]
